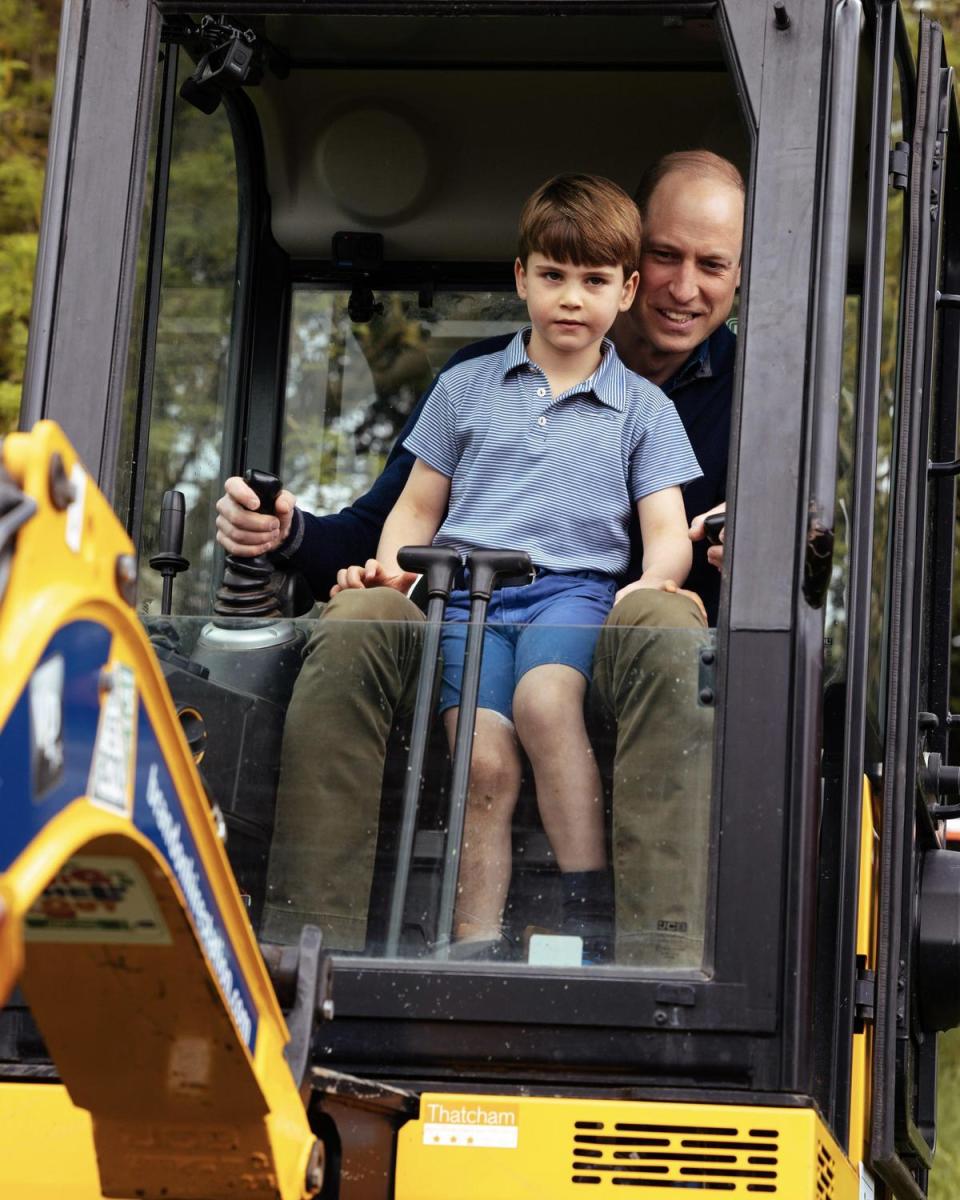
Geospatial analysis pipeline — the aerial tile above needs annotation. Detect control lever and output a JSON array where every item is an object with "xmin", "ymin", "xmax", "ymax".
[
  {"xmin": 384, "ymin": 546, "xmax": 461, "ymax": 956},
  {"xmin": 435, "ymin": 548, "xmax": 533, "ymax": 955},
  {"xmin": 214, "ymin": 469, "xmax": 284, "ymax": 618},
  {"xmin": 149, "ymin": 490, "xmax": 189, "ymax": 616}
]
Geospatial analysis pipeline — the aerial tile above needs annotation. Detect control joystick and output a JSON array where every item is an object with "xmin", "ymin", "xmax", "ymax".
[
  {"xmin": 214, "ymin": 469, "xmax": 285, "ymax": 618},
  {"xmin": 150, "ymin": 490, "xmax": 189, "ymax": 616}
]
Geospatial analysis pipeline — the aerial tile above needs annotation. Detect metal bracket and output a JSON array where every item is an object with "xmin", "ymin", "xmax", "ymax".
[
  {"xmin": 919, "ymin": 752, "xmax": 960, "ymax": 815},
  {"xmin": 855, "ymin": 963, "xmax": 876, "ymax": 1026},
  {"xmin": 261, "ymin": 925, "xmax": 334, "ymax": 1090},
  {"xmin": 889, "ymin": 140, "xmax": 909, "ymax": 190},
  {"xmin": 697, "ymin": 646, "xmax": 716, "ymax": 707}
]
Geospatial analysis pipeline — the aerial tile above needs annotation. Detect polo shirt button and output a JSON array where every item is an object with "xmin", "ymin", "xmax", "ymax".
[
  {"xmin": 536, "ymin": 387, "xmax": 546, "ymax": 397},
  {"xmin": 537, "ymin": 415, "xmax": 547, "ymax": 427}
]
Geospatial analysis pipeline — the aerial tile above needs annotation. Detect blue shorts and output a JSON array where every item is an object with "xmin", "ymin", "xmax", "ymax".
[{"xmin": 438, "ymin": 570, "xmax": 618, "ymax": 722}]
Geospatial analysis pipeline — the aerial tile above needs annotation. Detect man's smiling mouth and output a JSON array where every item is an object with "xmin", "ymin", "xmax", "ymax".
[{"xmin": 659, "ymin": 309, "xmax": 700, "ymax": 325}]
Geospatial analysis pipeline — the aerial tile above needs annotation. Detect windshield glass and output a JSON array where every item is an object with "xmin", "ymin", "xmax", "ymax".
[{"xmin": 147, "ymin": 614, "xmax": 717, "ymax": 972}]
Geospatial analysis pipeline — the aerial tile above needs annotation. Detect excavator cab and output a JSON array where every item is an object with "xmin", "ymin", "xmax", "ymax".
[{"xmin": 5, "ymin": 3, "xmax": 960, "ymax": 1198}]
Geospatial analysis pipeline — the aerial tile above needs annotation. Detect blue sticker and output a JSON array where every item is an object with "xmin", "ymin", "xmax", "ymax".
[
  {"xmin": 1, "ymin": 620, "xmax": 259, "ymax": 1053},
  {"xmin": 0, "ymin": 621, "xmax": 108, "ymax": 872},
  {"xmin": 133, "ymin": 703, "xmax": 258, "ymax": 1052}
]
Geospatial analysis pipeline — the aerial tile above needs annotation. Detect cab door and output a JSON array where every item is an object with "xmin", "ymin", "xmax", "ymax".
[{"xmin": 868, "ymin": 15, "xmax": 960, "ymax": 1197}]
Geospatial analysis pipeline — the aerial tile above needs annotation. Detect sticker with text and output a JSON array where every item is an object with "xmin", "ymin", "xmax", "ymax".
[
  {"xmin": 87, "ymin": 662, "xmax": 136, "ymax": 815},
  {"xmin": 422, "ymin": 1100, "xmax": 519, "ymax": 1149},
  {"xmin": 29, "ymin": 654, "xmax": 64, "ymax": 799},
  {"xmin": 25, "ymin": 855, "xmax": 171, "ymax": 944}
]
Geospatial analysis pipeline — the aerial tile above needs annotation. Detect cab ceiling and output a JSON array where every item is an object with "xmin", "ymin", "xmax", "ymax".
[{"xmin": 248, "ymin": 11, "xmax": 749, "ymax": 262}]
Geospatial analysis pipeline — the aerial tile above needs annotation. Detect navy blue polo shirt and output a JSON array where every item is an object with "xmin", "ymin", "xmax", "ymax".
[{"xmin": 279, "ymin": 322, "xmax": 734, "ymax": 624}]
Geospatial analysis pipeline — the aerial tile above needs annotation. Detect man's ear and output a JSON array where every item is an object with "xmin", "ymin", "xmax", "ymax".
[
  {"xmin": 620, "ymin": 269, "xmax": 640, "ymax": 311},
  {"xmin": 514, "ymin": 257, "xmax": 528, "ymax": 299}
]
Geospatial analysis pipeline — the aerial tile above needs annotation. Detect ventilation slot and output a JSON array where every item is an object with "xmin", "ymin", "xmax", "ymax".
[
  {"xmin": 815, "ymin": 1139, "xmax": 836, "ymax": 1199},
  {"xmin": 570, "ymin": 1120, "xmax": 781, "ymax": 1193}
]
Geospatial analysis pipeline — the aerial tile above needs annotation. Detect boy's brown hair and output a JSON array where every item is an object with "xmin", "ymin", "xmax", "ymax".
[{"xmin": 518, "ymin": 174, "xmax": 642, "ymax": 275}]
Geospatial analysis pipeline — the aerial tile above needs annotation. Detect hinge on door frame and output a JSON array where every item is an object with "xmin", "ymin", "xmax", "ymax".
[
  {"xmin": 889, "ymin": 140, "xmax": 909, "ymax": 190},
  {"xmin": 855, "ymin": 959, "xmax": 877, "ymax": 1028}
]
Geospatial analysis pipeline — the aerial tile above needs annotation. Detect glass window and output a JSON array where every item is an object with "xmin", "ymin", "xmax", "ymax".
[
  {"xmin": 124, "ymin": 49, "xmax": 241, "ymax": 618},
  {"xmin": 114, "ymin": 53, "xmax": 165, "ymax": 542},
  {"xmin": 823, "ymin": 294, "xmax": 862, "ymax": 684},
  {"xmin": 867, "ymin": 68, "xmax": 907, "ymax": 752},
  {"xmin": 236, "ymin": 284, "xmax": 720, "ymax": 974},
  {"xmin": 251, "ymin": 613, "xmax": 715, "ymax": 973},
  {"xmin": 280, "ymin": 288, "xmax": 527, "ymax": 513}
]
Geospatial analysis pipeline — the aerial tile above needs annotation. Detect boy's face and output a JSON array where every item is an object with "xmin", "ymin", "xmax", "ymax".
[{"xmin": 515, "ymin": 253, "xmax": 639, "ymax": 357}]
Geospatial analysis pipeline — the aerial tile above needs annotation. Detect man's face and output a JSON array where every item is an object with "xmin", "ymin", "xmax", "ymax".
[{"xmin": 629, "ymin": 172, "xmax": 743, "ymax": 377}]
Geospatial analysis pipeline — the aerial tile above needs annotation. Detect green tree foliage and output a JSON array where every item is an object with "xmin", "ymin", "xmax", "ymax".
[{"xmin": 0, "ymin": 0, "xmax": 60, "ymax": 434}]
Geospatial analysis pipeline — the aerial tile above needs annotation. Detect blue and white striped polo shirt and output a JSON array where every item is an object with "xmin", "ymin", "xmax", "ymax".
[{"xmin": 403, "ymin": 329, "xmax": 702, "ymax": 578}]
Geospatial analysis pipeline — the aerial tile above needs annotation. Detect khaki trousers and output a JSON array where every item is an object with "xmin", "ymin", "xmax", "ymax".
[
  {"xmin": 589, "ymin": 589, "xmax": 713, "ymax": 967},
  {"xmin": 261, "ymin": 588, "xmax": 424, "ymax": 950},
  {"xmin": 261, "ymin": 586, "xmax": 714, "ymax": 966}
]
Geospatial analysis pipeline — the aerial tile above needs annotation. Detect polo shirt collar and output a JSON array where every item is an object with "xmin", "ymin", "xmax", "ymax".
[
  {"xmin": 501, "ymin": 328, "xmax": 628, "ymax": 411},
  {"xmin": 663, "ymin": 333, "xmax": 714, "ymax": 394}
]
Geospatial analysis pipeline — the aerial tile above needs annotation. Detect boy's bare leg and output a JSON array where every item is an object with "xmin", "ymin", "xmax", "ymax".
[
  {"xmin": 443, "ymin": 707, "xmax": 523, "ymax": 943},
  {"xmin": 512, "ymin": 664, "xmax": 605, "ymax": 871},
  {"xmin": 514, "ymin": 663, "xmax": 612, "ymax": 958}
]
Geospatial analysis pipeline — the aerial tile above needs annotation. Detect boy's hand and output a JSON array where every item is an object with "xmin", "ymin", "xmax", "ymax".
[
  {"xmin": 689, "ymin": 502, "xmax": 726, "ymax": 572},
  {"xmin": 331, "ymin": 559, "xmax": 418, "ymax": 597},
  {"xmin": 614, "ymin": 577, "xmax": 707, "ymax": 624},
  {"xmin": 216, "ymin": 475, "xmax": 296, "ymax": 556}
]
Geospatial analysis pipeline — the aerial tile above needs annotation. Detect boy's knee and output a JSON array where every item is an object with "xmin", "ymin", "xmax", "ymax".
[
  {"xmin": 606, "ymin": 587, "xmax": 706, "ymax": 632},
  {"xmin": 514, "ymin": 669, "xmax": 586, "ymax": 748},
  {"xmin": 325, "ymin": 586, "xmax": 421, "ymax": 623},
  {"xmin": 469, "ymin": 723, "xmax": 521, "ymax": 807}
]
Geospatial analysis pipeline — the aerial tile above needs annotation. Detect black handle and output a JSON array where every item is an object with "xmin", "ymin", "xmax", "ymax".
[
  {"xmin": 465, "ymin": 549, "xmax": 533, "ymax": 601},
  {"xmin": 397, "ymin": 545, "xmax": 461, "ymax": 600},
  {"xmin": 158, "ymin": 490, "xmax": 186, "ymax": 557},
  {"xmin": 703, "ymin": 512, "xmax": 726, "ymax": 547},
  {"xmin": 214, "ymin": 470, "xmax": 285, "ymax": 618},
  {"xmin": 149, "ymin": 490, "xmax": 189, "ymax": 615},
  {"xmin": 244, "ymin": 468, "xmax": 282, "ymax": 519}
]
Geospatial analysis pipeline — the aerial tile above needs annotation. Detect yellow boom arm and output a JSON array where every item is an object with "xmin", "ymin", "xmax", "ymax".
[{"xmin": 0, "ymin": 423, "xmax": 320, "ymax": 1200}]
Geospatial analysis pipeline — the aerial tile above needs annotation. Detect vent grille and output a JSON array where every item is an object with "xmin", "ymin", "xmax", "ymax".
[
  {"xmin": 815, "ymin": 1137, "xmax": 836, "ymax": 1198},
  {"xmin": 571, "ymin": 1119, "xmax": 780, "ymax": 1193}
]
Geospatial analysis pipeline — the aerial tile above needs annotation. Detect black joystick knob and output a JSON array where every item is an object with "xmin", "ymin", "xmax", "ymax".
[
  {"xmin": 150, "ymin": 490, "xmax": 189, "ymax": 616},
  {"xmin": 214, "ymin": 469, "xmax": 285, "ymax": 619},
  {"xmin": 245, "ymin": 468, "xmax": 282, "ymax": 519}
]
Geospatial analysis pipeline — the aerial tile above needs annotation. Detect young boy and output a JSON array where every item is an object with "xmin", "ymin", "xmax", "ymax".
[{"xmin": 334, "ymin": 174, "xmax": 701, "ymax": 961}]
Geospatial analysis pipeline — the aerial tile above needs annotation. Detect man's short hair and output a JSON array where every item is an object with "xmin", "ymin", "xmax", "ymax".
[
  {"xmin": 634, "ymin": 150, "xmax": 745, "ymax": 219},
  {"xmin": 518, "ymin": 174, "xmax": 642, "ymax": 275}
]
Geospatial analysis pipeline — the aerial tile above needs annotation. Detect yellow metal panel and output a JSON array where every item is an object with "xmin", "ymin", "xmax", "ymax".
[
  {"xmin": 847, "ymin": 779, "xmax": 878, "ymax": 1167},
  {"xmin": 0, "ymin": 1083, "xmax": 108, "ymax": 1199},
  {"xmin": 0, "ymin": 424, "xmax": 318, "ymax": 1200},
  {"xmin": 397, "ymin": 1094, "xmax": 860, "ymax": 1199}
]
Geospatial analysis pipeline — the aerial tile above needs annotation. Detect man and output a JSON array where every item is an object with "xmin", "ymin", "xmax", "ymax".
[{"xmin": 216, "ymin": 150, "xmax": 744, "ymax": 965}]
